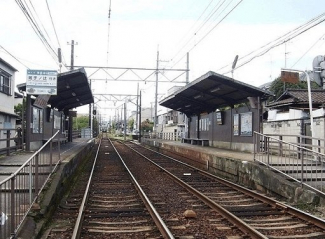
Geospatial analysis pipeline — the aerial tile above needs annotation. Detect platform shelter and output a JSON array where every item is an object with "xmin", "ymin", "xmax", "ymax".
[
  {"xmin": 17, "ymin": 68, "xmax": 93, "ymax": 151},
  {"xmin": 159, "ymin": 71, "xmax": 273, "ymax": 152}
]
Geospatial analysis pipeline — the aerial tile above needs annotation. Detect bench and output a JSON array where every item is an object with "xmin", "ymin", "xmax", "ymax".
[{"xmin": 182, "ymin": 138, "xmax": 209, "ymax": 146}]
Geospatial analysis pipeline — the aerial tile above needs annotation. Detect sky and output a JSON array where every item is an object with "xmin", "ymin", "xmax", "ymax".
[{"xmin": 1, "ymin": 0, "xmax": 325, "ymax": 120}]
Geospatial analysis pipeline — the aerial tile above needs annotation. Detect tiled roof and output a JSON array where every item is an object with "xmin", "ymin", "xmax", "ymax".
[{"xmin": 267, "ymin": 89, "xmax": 325, "ymax": 108}]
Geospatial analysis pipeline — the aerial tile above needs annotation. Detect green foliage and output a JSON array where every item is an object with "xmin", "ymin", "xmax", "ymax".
[
  {"xmin": 141, "ymin": 119, "xmax": 153, "ymax": 132},
  {"xmin": 268, "ymin": 77, "xmax": 321, "ymax": 102},
  {"xmin": 128, "ymin": 118, "xmax": 134, "ymax": 131},
  {"xmin": 73, "ymin": 115, "xmax": 89, "ymax": 130}
]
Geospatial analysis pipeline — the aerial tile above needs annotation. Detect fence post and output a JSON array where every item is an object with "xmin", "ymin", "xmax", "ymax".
[
  {"xmin": 10, "ymin": 177, "xmax": 15, "ymax": 237},
  {"xmin": 35, "ymin": 154, "xmax": 39, "ymax": 195},
  {"xmin": 266, "ymin": 137, "xmax": 270, "ymax": 166},
  {"xmin": 301, "ymin": 149, "xmax": 304, "ymax": 186},
  {"xmin": 279, "ymin": 135, "xmax": 283, "ymax": 156},
  {"xmin": 297, "ymin": 136, "xmax": 301, "ymax": 159},
  {"xmin": 6, "ymin": 129, "xmax": 10, "ymax": 156},
  {"xmin": 50, "ymin": 141, "xmax": 53, "ymax": 172}
]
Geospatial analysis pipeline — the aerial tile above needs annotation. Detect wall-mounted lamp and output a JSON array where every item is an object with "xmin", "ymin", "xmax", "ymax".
[{"xmin": 210, "ymin": 87, "xmax": 220, "ymax": 93}]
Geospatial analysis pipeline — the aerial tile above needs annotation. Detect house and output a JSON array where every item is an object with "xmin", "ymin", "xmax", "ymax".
[
  {"xmin": 264, "ymin": 88, "xmax": 325, "ymax": 142},
  {"xmin": 0, "ymin": 58, "xmax": 18, "ymax": 150}
]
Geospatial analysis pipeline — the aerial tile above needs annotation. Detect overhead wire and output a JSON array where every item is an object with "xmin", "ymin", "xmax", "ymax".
[
  {"xmin": 291, "ymin": 32, "xmax": 325, "ymax": 68},
  {"xmin": 107, "ymin": 0, "xmax": 112, "ymax": 65},
  {"xmin": 0, "ymin": 45, "xmax": 30, "ymax": 69},
  {"xmin": 15, "ymin": 0, "xmax": 59, "ymax": 65},
  {"xmin": 218, "ymin": 12, "xmax": 325, "ymax": 74},
  {"xmin": 171, "ymin": 0, "xmax": 244, "ymax": 69}
]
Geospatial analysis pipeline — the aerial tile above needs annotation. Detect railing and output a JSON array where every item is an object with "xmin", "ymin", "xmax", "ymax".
[
  {"xmin": 156, "ymin": 132, "xmax": 179, "ymax": 141},
  {"xmin": 0, "ymin": 130, "xmax": 61, "ymax": 239},
  {"xmin": 254, "ymin": 132, "xmax": 325, "ymax": 196},
  {"xmin": 0, "ymin": 128, "xmax": 24, "ymax": 156}
]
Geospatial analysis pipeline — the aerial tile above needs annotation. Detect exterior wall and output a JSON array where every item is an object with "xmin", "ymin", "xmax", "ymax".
[
  {"xmin": 0, "ymin": 61, "xmax": 16, "ymax": 115},
  {"xmin": 27, "ymin": 106, "xmax": 66, "ymax": 150},
  {"xmin": 0, "ymin": 60, "xmax": 17, "ymax": 150},
  {"xmin": 187, "ymin": 105, "xmax": 260, "ymax": 152}
]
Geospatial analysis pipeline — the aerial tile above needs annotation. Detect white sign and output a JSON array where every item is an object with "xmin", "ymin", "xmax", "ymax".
[{"xmin": 26, "ymin": 69, "xmax": 57, "ymax": 95}]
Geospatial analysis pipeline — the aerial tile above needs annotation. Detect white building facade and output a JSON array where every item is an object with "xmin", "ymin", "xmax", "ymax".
[{"xmin": 0, "ymin": 58, "xmax": 18, "ymax": 149}]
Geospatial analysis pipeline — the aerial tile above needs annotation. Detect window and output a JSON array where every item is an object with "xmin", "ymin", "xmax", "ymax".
[
  {"xmin": 32, "ymin": 107, "xmax": 43, "ymax": 133},
  {"xmin": 0, "ymin": 69, "xmax": 12, "ymax": 95}
]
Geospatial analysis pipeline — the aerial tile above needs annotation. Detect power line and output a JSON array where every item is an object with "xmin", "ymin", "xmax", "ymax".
[
  {"xmin": 107, "ymin": 0, "xmax": 112, "ymax": 65},
  {"xmin": 171, "ymin": 0, "xmax": 243, "ymax": 68},
  {"xmin": 15, "ymin": 0, "xmax": 59, "ymax": 65},
  {"xmin": 219, "ymin": 12, "xmax": 325, "ymax": 74},
  {"xmin": 291, "ymin": 32, "xmax": 325, "ymax": 68},
  {"xmin": 0, "ymin": 45, "xmax": 30, "ymax": 69}
]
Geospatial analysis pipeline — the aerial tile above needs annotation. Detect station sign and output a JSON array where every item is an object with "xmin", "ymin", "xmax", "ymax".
[{"xmin": 26, "ymin": 69, "xmax": 58, "ymax": 95}]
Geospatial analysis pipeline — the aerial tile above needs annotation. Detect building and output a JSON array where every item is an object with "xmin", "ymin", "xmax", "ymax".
[
  {"xmin": 160, "ymin": 71, "xmax": 272, "ymax": 152},
  {"xmin": 0, "ymin": 58, "xmax": 18, "ymax": 150}
]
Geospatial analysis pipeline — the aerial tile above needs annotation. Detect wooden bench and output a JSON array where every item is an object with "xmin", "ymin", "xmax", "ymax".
[{"xmin": 182, "ymin": 138, "xmax": 209, "ymax": 146}]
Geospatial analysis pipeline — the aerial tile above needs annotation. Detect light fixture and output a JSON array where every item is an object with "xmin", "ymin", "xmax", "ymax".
[
  {"xmin": 210, "ymin": 87, "xmax": 220, "ymax": 93},
  {"xmin": 185, "ymin": 104, "xmax": 191, "ymax": 108},
  {"xmin": 177, "ymin": 107, "xmax": 182, "ymax": 110},
  {"xmin": 76, "ymin": 98, "xmax": 79, "ymax": 102},
  {"xmin": 66, "ymin": 83, "xmax": 70, "ymax": 89},
  {"xmin": 194, "ymin": 94, "xmax": 202, "ymax": 99},
  {"xmin": 71, "ymin": 92, "xmax": 76, "ymax": 96}
]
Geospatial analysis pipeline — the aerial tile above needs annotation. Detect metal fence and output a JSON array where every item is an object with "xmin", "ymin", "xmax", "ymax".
[
  {"xmin": 0, "ymin": 130, "xmax": 61, "ymax": 239},
  {"xmin": 254, "ymin": 132, "xmax": 325, "ymax": 196},
  {"xmin": 0, "ymin": 128, "xmax": 23, "ymax": 156}
]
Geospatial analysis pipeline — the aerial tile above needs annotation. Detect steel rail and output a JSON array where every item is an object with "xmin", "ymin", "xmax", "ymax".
[
  {"xmin": 124, "ymin": 142, "xmax": 267, "ymax": 239},
  {"xmin": 71, "ymin": 139, "xmax": 101, "ymax": 239},
  {"xmin": 110, "ymin": 139, "xmax": 174, "ymax": 239},
  {"xmin": 134, "ymin": 142, "xmax": 325, "ymax": 230}
]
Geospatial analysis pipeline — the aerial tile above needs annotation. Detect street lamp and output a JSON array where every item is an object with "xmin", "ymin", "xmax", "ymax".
[{"xmin": 281, "ymin": 68, "xmax": 314, "ymax": 140}]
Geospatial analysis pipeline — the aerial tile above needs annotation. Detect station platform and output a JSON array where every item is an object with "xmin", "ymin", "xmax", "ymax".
[
  {"xmin": 141, "ymin": 138, "xmax": 255, "ymax": 162},
  {"xmin": 0, "ymin": 138, "xmax": 93, "ymax": 182}
]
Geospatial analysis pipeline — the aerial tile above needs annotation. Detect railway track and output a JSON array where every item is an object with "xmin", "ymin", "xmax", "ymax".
[
  {"xmin": 44, "ymin": 136, "xmax": 325, "ymax": 238},
  {"xmin": 122, "ymin": 140, "xmax": 325, "ymax": 238}
]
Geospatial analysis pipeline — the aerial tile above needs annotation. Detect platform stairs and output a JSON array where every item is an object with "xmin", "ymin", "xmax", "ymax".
[{"xmin": 253, "ymin": 132, "xmax": 325, "ymax": 197}]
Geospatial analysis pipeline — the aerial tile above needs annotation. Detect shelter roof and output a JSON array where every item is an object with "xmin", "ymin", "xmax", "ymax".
[
  {"xmin": 267, "ymin": 89, "xmax": 325, "ymax": 108},
  {"xmin": 159, "ymin": 71, "xmax": 273, "ymax": 116},
  {"xmin": 17, "ymin": 68, "xmax": 93, "ymax": 111}
]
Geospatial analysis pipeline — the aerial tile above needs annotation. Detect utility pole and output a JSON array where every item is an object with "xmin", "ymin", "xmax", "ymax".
[
  {"xmin": 136, "ymin": 83, "xmax": 139, "ymax": 132},
  {"xmin": 154, "ymin": 51, "xmax": 159, "ymax": 136},
  {"xmin": 68, "ymin": 40, "xmax": 77, "ymax": 70},
  {"xmin": 186, "ymin": 52, "xmax": 189, "ymax": 84}
]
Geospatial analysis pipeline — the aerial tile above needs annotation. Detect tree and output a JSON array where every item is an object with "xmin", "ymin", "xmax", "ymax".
[
  {"xmin": 128, "ymin": 118, "xmax": 134, "ymax": 131},
  {"xmin": 268, "ymin": 77, "xmax": 321, "ymax": 102},
  {"xmin": 141, "ymin": 119, "xmax": 153, "ymax": 132},
  {"xmin": 73, "ymin": 115, "xmax": 89, "ymax": 130}
]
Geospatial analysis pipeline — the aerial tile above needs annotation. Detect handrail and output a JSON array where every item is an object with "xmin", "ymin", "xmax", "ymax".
[
  {"xmin": 0, "ymin": 130, "xmax": 61, "ymax": 239},
  {"xmin": 254, "ymin": 131, "xmax": 325, "ymax": 196},
  {"xmin": 0, "ymin": 130, "xmax": 60, "ymax": 184}
]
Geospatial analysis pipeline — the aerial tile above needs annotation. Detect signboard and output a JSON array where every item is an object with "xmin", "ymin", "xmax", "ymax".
[
  {"xmin": 26, "ymin": 69, "xmax": 57, "ymax": 95},
  {"xmin": 240, "ymin": 112, "xmax": 253, "ymax": 136},
  {"xmin": 281, "ymin": 70, "xmax": 299, "ymax": 84}
]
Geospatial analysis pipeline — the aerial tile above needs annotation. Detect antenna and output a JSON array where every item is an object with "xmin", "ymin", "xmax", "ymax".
[{"xmin": 231, "ymin": 55, "xmax": 238, "ymax": 78}]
